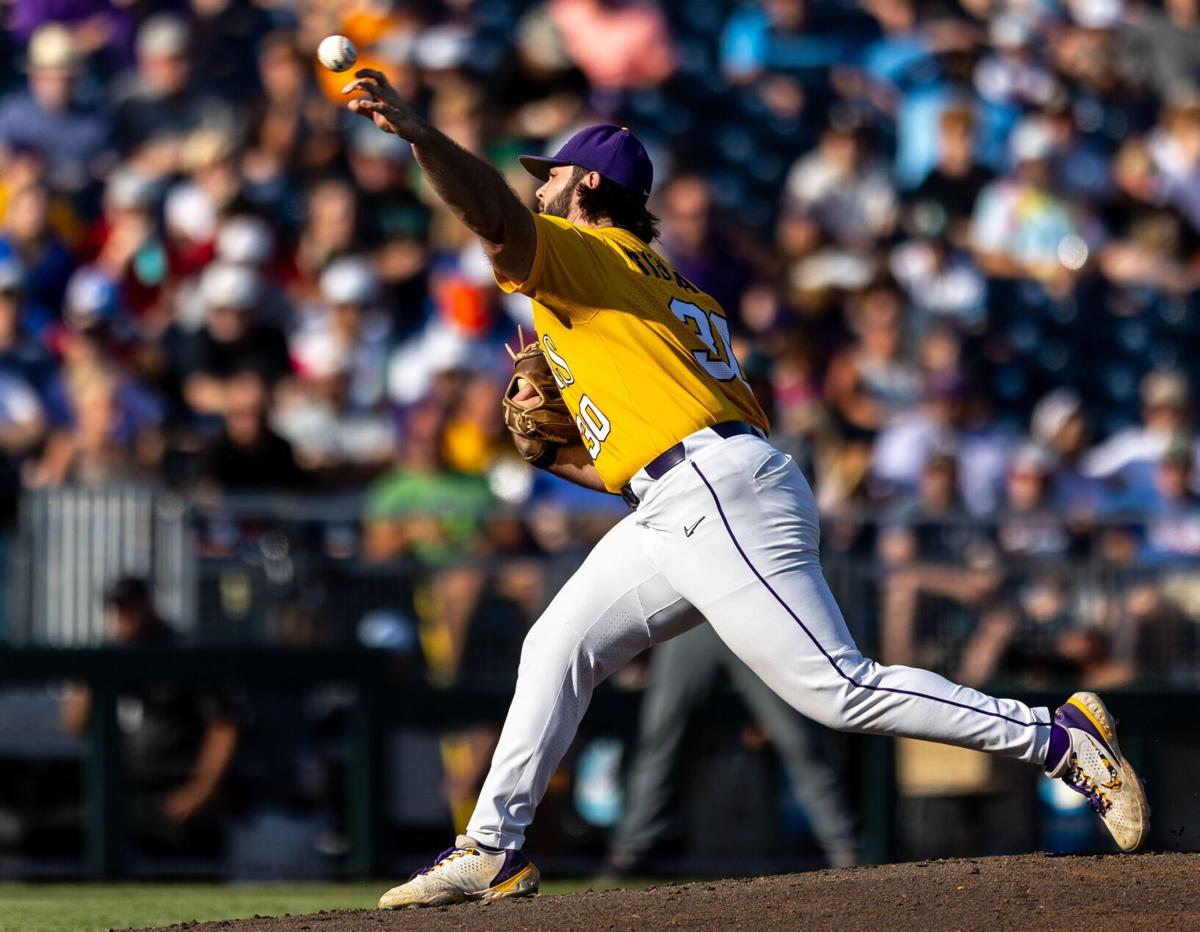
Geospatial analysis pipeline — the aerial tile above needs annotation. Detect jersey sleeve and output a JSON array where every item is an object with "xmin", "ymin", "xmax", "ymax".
[{"xmin": 493, "ymin": 212, "xmax": 620, "ymax": 318}]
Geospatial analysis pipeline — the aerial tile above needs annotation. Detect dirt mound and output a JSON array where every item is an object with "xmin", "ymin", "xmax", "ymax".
[{"xmin": 136, "ymin": 852, "xmax": 1199, "ymax": 932}]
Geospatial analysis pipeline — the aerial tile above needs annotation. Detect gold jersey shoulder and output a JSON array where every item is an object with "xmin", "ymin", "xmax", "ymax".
[{"xmin": 495, "ymin": 212, "xmax": 769, "ymax": 492}]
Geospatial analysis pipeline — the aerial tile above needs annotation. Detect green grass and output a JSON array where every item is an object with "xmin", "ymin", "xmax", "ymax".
[{"xmin": 0, "ymin": 879, "xmax": 618, "ymax": 932}]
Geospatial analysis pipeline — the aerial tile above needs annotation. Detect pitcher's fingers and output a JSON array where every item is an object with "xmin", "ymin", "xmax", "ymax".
[
  {"xmin": 348, "ymin": 98, "xmax": 385, "ymax": 115},
  {"xmin": 354, "ymin": 67, "xmax": 388, "ymax": 82},
  {"xmin": 342, "ymin": 77, "xmax": 379, "ymax": 96}
]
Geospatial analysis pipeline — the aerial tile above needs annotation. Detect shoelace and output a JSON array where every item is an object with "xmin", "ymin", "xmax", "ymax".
[
  {"xmin": 1062, "ymin": 756, "xmax": 1111, "ymax": 816},
  {"xmin": 408, "ymin": 845, "xmax": 479, "ymax": 880}
]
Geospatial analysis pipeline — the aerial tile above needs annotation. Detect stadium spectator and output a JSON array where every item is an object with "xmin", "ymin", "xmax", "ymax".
[
  {"xmin": 111, "ymin": 14, "xmax": 233, "ymax": 156},
  {"xmin": 29, "ymin": 364, "xmax": 158, "ymax": 488},
  {"xmin": 295, "ymin": 178, "xmax": 361, "ymax": 299},
  {"xmin": 195, "ymin": 368, "xmax": 305, "ymax": 493},
  {"xmin": 0, "ymin": 272, "xmax": 45, "ymax": 519},
  {"xmin": 60, "ymin": 576, "xmax": 239, "ymax": 856},
  {"xmin": 1083, "ymin": 369, "xmax": 1200, "ymax": 497},
  {"xmin": 212, "ymin": 214, "xmax": 292, "ymax": 328},
  {"xmin": 1141, "ymin": 90, "xmax": 1200, "ymax": 236},
  {"xmin": 824, "ymin": 277, "xmax": 920, "ymax": 442},
  {"xmin": 180, "ymin": 262, "xmax": 291, "ymax": 417},
  {"xmin": 954, "ymin": 569, "xmax": 1135, "ymax": 689},
  {"xmin": 909, "ymin": 105, "xmax": 993, "ymax": 244},
  {"xmin": 0, "ymin": 257, "xmax": 55, "ymax": 391},
  {"xmin": 658, "ymin": 174, "xmax": 752, "ymax": 323},
  {"xmin": 362, "ymin": 405, "xmax": 495, "ymax": 569},
  {"xmin": 0, "ymin": 181, "xmax": 75, "ymax": 332},
  {"xmin": 276, "ymin": 259, "xmax": 395, "ymax": 478},
  {"xmin": 994, "ymin": 443, "xmax": 1075, "ymax": 563},
  {"xmin": 81, "ymin": 167, "xmax": 166, "ymax": 322},
  {"xmin": 1029, "ymin": 388, "xmax": 1104, "ymax": 515},
  {"xmin": 1127, "ymin": 0, "xmax": 1200, "ymax": 101},
  {"xmin": 870, "ymin": 372, "xmax": 964, "ymax": 502},
  {"xmin": 1120, "ymin": 441, "xmax": 1200, "ymax": 568},
  {"xmin": 546, "ymin": 0, "xmax": 677, "ymax": 93},
  {"xmin": 970, "ymin": 116, "xmax": 1097, "ymax": 289},
  {"xmin": 784, "ymin": 117, "xmax": 898, "ymax": 251},
  {"xmin": 890, "ymin": 233, "xmax": 987, "ymax": 332},
  {"xmin": 877, "ymin": 450, "xmax": 1000, "ymax": 667},
  {"xmin": 0, "ymin": 24, "xmax": 113, "ymax": 199},
  {"xmin": 720, "ymin": 0, "xmax": 846, "ymax": 83}
]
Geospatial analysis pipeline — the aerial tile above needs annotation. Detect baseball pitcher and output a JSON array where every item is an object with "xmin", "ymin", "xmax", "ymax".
[{"xmin": 342, "ymin": 70, "xmax": 1150, "ymax": 910}]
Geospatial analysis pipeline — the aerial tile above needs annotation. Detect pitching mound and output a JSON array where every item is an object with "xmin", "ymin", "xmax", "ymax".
[{"xmin": 137, "ymin": 852, "xmax": 1198, "ymax": 932}]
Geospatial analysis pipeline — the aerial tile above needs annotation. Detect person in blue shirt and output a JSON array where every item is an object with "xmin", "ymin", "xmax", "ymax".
[
  {"xmin": 720, "ymin": 0, "xmax": 850, "ymax": 83},
  {"xmin": 0, "ymin": 25, "xmax": 113, "ymax": 201}
]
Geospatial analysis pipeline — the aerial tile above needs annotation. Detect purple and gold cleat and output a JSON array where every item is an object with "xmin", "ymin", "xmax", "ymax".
[
  {"xmin": 378, "ymin": 835, "xmax": 540, "ymax": 909},
  {"xmin": 1045, "ymin": 692, "xmax": 1150, "ymax": 852}
]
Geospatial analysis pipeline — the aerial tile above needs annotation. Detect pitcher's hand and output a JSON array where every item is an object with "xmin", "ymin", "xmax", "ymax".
[{"xmin": 343, "ymin": 68, "xmax": 424, "ymax": 141}]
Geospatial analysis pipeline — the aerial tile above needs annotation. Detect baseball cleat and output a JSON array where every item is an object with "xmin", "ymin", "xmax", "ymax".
[
  {"xmin": 377, "ymin": 835, "xmax": 540, "ymax": 909},
  {"xmin": 1045, "ymin": 692, "xmax": 1150, "ymax": 852}
]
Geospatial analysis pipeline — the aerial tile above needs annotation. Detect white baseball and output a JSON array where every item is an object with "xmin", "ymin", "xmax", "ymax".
[{"xmin": 317, "ymin": 35, "xmax": 357, "ymax": 73}]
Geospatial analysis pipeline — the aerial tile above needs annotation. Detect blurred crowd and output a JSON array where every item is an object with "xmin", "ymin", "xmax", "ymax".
[{"xmin": 1, "ymin": 0, "xmax": 1200, "ymax": 685}]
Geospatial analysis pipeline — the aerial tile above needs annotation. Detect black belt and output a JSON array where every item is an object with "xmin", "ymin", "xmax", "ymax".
[{"xmin": 620, "ymin": 421, "xmax": 763, "ymax": 510}]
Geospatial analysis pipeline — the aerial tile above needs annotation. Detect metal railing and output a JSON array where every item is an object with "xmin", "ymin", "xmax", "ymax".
[
  {"xmin": 6, "ymin": 489, "xmax": 1200, "ymax": 686},
  {"xmin": 8, "ymin": 487, "xmax": 193, "ymax": 646}
]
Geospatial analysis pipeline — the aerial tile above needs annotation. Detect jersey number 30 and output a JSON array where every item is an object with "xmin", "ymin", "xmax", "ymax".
[
  {"xmin": 576, "ymin": 395, "xmax": 611, "ymax": 458},
  {"xmin": 669, "ymin": 298, "xmax": 746, "ymax": 384}
]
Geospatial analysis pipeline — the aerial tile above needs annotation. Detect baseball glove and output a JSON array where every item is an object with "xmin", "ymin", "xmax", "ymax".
[{"xmin": 503, "ymin": 335, "xmax": 578, "ymax": 468}]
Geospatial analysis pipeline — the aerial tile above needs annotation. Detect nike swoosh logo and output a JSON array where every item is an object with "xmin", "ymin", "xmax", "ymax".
[{"xmin": 684, "ymin": 516, "xmax": 705, "ymax": 537}]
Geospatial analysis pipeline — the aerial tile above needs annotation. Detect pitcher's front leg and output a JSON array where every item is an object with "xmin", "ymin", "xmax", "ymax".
[{"xmin": 466, "ymin": 513, "xmax": 681, "ymax": 850}]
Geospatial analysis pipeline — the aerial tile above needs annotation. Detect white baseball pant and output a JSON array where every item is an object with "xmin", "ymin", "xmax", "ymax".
[{"xmin": 466, "ymin": 429, "xmax": 1053, "ymax": 850}]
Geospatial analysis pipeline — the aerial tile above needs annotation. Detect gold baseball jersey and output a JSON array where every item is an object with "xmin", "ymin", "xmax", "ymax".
[{"xmin": 495, "ymin": 212, "xmax": 770, "ymax": 493}]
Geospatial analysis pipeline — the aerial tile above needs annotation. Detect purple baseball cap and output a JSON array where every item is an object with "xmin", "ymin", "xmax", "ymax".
[{"xmin": 519, "ymin": 124, "xmax": 653, "ymax": 201}]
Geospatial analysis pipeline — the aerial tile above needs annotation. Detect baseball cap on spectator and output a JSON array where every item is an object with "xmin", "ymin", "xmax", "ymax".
[
  {"xmin": 1031, "ymin": 388, "xmax": 1083, "ymax": 445},
  {"xmin": 64, "ymin": 267, "xmax": 121, "ymax": 330},
  {"xmin": 216, "ymin": 216, "xmax": 274, "ymax": 267},
  {"xmin": 1010, "ymin": 442, "xmax": 1057, "ymax": 476},
  {"xmin": 519, "ymin": 124, "xmax": 654, "ymax": 200},
  {"xmin": 989, "ymin": 14, "xmax": 1031, "ymax": 50},
  {"xmin": 200, "ymin": 262, "xmax": 260, "ymax": 312},
  {"xmin": 26, "ymin": 24, "xmax": 80, "ymax": 73},
  {"xmin": 1066, "ymin": 0, "xmax": 1122, "ymax": 29},
  {"xmin": 1010, "ymin": 117, "xmax": 1055, "ymax": 166},
  {"xmin": 1141, "ymin": 369, "xmax": 1190, "ymax": 409},
  {"xmin": 790, "ymin": 253, "xmax": 876, "ymax": 292},
  {"xmin": 165, "ymin": 184, "xmax": 217, "ymax": 242},
  {"xmin": 321, "ymin": 258, "xmax": 378, "ymax": 306},
  {"xmin": 105, "ymin": 168, "xmax": 158, "ymax": 212},
  {"xmin": 292, "ymin": 330, "xmax": 351, "ymax": 381},
  {"xmin": 413, "ymin": 24, "xmax": 473, "ymax": 71},
  {"xmin": 137, "ymin": 14, "xmax": 190, "ymax": 59}
]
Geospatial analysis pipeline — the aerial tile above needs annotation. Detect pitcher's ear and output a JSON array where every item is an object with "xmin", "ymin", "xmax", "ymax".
[{"xmin": 581, "ymin": 170, "xmax": 603, "ymax": 190}]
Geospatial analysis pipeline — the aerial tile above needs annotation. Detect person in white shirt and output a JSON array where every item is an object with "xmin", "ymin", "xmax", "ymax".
[{"xmin": 1082, "ymin": 369, "xmax": 1200, "ymax": 496}]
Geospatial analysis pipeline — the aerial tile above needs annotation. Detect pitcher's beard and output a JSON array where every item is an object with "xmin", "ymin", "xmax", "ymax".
[{"xmin": 540, "ymin": 184, "xmax": 575, "ymax": 220}]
